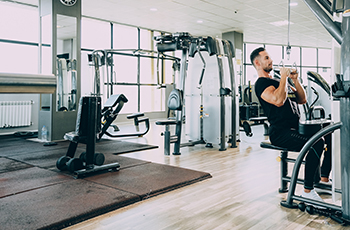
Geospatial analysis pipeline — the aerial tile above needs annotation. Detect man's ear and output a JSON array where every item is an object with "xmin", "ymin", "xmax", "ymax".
[{"xmin": 254, "ymin": 58, "xmax": 260, "ymax": 68}]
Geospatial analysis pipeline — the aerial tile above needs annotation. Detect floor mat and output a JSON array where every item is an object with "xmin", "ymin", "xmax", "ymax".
[{"xmin": 0, "ymin": 137, "xmax": 212, "ymax": 230}]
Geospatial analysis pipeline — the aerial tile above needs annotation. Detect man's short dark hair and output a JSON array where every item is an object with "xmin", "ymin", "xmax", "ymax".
[{"xmin": 250, "ymin": 47, "xmax": 265, "ymax": 66}]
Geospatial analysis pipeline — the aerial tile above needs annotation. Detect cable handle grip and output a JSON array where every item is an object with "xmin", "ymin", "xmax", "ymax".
[
  {"xmin": 278, "ymin": 60, "xmax": 299, "ymax": 74},
  {"xmin": 197, "ymin": 49, "xmax": 206, "ymax": 89}
]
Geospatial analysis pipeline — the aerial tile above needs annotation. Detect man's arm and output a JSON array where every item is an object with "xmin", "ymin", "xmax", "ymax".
[
  {"xmin": 260, "ymin": 68, "xmax": 289, "ymax": 107},
  {"xmin": 289, "ymin": 71, "xmax": 307, "ymax": 104}
]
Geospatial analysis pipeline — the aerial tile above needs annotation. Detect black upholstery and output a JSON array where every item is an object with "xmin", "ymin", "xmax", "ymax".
[
  {"xmin": 103, "ymin": 94, "xmax": 128, "ymax": 109},
  {"xmin": 260, "ymin": 141, "xmax": 288, "ymax": 151},
  {"xmin": 307, "ymin": 71, "xmax": 331, "ymax": 96},
  {"xmin": 64, "ymin": 96, "xmax": 101, "ymax": 143},
  {"xmin": 155, "ymin": 120, "xmax": 179, "ymax": 126}
]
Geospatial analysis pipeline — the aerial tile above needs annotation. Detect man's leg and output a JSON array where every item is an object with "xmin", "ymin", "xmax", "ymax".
[{"xmin": 271, "ymin": 129, "xmax": 325, "ymax": 192}]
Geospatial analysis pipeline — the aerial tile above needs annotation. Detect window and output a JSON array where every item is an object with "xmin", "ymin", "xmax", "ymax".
[
  {"xmin": 81, "ymin": 18, "xmax": 110, "ymax": 49},
  {"xmin": 265, "ymin": 45, "xmax": 282, "ymax": 64},
  {"xmin": 140, "ymin": 86, "xmax": 165, "ymax": 112},
  {"xmin": 0, "ymin": 2, "xmax": 38, "ymax": 43},
  {"xmin": 140, "ymin": 29, "xmax": 152, "ymax": 50},
  {"xmin": 113, "ymin": 55, "xmax": 138, "ymax": 83},
  {"xmin": 113, "ymin": 24, "xmax": 138, "ymax": 49},
  {"xmin": 318, "ymin": 49, "xmax": 331, "ymax": 67},
  {"xmin": 0, "ymin": 42, "xmax": 38, "ymax": 74},
  {"xmin": 302, "ymin": 47, "xmax": 317, "ymax": 66},
  {"xmin": 140, "ymin": 58, "xmax": 157, "ymax": 84}
]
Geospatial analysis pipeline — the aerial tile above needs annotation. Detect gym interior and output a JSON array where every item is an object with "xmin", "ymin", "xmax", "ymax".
[{"xmin": 1, "ymin": 0, "xmax": 349, "ymax": 229}]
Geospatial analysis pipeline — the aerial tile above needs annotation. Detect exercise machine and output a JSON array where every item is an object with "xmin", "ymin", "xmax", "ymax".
[
  {"xmin": 239, "ymin": 82, "xmax": 268, "ymax": 137},
  {"xmin": 56, "ymin": 96, "xmax": 120, "ymax": 178},
  {"xmin": 155, "ymin": 33, "xmax": 239, "ymax": 155},
  {"xmin": 56, "ymin": 92, "xmax": 150, "ymax": 177},
  {"xmin": 274, "ymin": 0, "xmax": 350, "ymax": 223},
  {"xmin": 89, "ymin": 49, "xmax": 152, "ymax": 138},
  {"xmin": 185, "ymin": 36, "xmax": 238, "ymax": 149},
  {"xmin": 154, "ymin": 32, "xmax": 193, "ymax": 155}
]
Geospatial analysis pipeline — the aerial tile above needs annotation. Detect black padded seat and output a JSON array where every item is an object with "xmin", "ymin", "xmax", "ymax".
[
  {"xmin": 260, "ymin": 141, "xmax": 288, "ymax": 151},
  {"xmin": 249, "ymin": 116, "xmax": 268, "ymax": 122},
  {"xmin": 155, "ymin": 120, "xmax": 180, "ymax": 126},
  {"xmin": 127, "ymin": 112, "xmax": 144, "ymax": 119},
  {"xmin": 249, "ymin": 116, "xmax": 268, "ymax": 121}
]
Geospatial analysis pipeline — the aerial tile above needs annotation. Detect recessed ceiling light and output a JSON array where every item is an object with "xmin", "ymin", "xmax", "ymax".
[
  {"xmin": 270, "ymin": 20, "xmax": 294, "ymax": 27},
  {"xmin": 150, "ymin": 8, "xmax": 157, "ymax": 11},
  {"xmin": 197, "ymin": 20, "xmax": 203, "ymax": 23},
  {"xmin": 290, "ymin": 2, "xmax": 298, "ymax": 6}
]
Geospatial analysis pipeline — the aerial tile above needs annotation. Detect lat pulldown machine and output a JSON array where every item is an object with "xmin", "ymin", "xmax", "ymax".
[{"xmin": 277, "ymin": 0, "xmax": 350, "ymax": 224}]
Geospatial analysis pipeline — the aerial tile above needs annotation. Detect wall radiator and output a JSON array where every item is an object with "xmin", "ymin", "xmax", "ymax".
[{"xmin": 0, "ymin": 101, "xmax": 33, "ymax": 128}]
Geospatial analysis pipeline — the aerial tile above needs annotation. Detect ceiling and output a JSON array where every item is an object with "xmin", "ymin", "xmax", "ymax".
[{"xmin": 18, "ymin": 0, "xmax": 335, "ymax": 48}]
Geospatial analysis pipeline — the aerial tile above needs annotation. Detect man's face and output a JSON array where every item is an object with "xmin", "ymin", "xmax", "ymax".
[{"xmin": 258, "ymin": 51, "xmax": 273, "ymax": 73}]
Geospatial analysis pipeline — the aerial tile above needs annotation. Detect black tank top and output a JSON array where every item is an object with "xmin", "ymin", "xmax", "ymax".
[{"xmin": 254, "ymin": 77, "xmax": 300, "ymax": 132}]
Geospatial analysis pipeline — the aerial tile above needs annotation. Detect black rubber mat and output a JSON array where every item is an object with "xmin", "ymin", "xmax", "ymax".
[{"xmin": 0, "ymin": 137, "xmax": 212, "ymax": 230}]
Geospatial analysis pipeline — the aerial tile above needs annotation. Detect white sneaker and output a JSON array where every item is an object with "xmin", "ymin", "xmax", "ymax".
[
  {"xmin": 314, "ymin": 180, "xmax": 332, "ymax": 195},
  {"xmin": 301, "ymin": 189, "xmax": 324, "ymax": 202}
]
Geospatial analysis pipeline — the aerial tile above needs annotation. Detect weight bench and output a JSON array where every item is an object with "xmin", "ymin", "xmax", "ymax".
[
  {"xmin": 100, "ymin": 94, "xmax": 150, "ymax": 139},
  {"xmin": 56, "ymin": 96, "xmax": 120, "ymax": 178}
]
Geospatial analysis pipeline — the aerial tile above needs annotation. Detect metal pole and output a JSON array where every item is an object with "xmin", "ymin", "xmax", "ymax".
[
  {"xmin": 173, "ymin": 48, "xmax": 188, "ymax": 155},
  {"xmin": 340, "ymin": 0, "xmax": 350, "ymax": 219},
  {"xmin": 303, "ymin": 0, "xmax": 342, "ymax": 44},
  {"xmin": 216, "ymin": 39, "xmax": 226, "ymax": 151},
  {"xmin": 110, "ymin": 22, "xmax": 114, "ymax": 96}
]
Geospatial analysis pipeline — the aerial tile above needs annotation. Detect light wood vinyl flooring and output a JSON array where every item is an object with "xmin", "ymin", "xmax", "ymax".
[{"xmin": 64, "ymin": 122, "xmax": 349, "ymax": 230}]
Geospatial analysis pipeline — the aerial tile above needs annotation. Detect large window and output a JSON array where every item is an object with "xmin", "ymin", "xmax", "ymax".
[
  {"xmin": 0, "ymin": 2, "xmax": 39, "ymax": 74},
  {"xmin": 0, "ymin": 1, "xmax": 170, "ymax": 114},
  {"xmin": 81, "ymin": 18, "xmax": 110, "ymax": 49},
  {"xmin": 81, "ymin": 21, "xmax": 169, "ymax": 113},
  {"xmin": 0, "ymin": 3, "xmax": 38, "ymax": 42}
]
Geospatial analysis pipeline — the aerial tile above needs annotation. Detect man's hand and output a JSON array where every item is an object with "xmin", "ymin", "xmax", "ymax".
[
  {"xmin": 289, "ymin": 69, "xmax": 299, "ymax": 80},
  {"xmin": 280, "ymin": 67, "xmax": 290, "ymax": 79}
]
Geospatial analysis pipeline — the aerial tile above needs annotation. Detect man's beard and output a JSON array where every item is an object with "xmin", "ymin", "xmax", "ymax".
[{"xmin": 263, "ymin": 66, "xmax": 273, "ymax": 73}]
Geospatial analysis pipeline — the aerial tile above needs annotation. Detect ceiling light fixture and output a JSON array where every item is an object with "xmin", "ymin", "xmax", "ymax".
[
  {"xmin": 150, "ymin": 8, "xmax": 157, "ymax": 11},
  {"xmin": 197, "ymin": 20, "xmax": 203, "ymax": 23},
  {"xmin": 269, "ymin": 20, "xmax": 293, "ymax": 27},
  {"xmin": 290, "ymin": 2, "xmax": 298, "ymax": 6}
]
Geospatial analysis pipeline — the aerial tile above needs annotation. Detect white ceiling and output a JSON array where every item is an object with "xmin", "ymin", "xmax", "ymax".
[{"xmin": 19, "ymin": 0, "xmax": 335, "ymax": 48}]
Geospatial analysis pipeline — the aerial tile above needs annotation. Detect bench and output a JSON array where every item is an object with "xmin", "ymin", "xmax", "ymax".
[{"xmin": 56, "ymin": 96, "xmax": 120, "ymax": 178}]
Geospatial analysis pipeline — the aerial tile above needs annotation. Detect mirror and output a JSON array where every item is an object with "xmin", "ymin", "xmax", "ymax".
[
  {"xmin": 56, "ymin": 14, "xmax": 77, "ymax": 111},
  {"xmin": 40, "ymin": 13, "xmax": 52, "ymax": 111}
]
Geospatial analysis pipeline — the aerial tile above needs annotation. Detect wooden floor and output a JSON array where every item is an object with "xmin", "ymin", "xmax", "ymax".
[{"xmin": 64, "ymin": 122, "xmax": 348, "ymax": 230}]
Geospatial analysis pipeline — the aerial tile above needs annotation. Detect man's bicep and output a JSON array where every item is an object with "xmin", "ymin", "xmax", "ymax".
[{"xmin": 261, "ymin": 85, "xmax": 278, "ymax": 105}]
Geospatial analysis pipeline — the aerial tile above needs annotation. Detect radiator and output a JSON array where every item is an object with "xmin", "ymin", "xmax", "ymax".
[{"xmin": 0, "ymin": 101, "xmax": 33, "ymax": 128}]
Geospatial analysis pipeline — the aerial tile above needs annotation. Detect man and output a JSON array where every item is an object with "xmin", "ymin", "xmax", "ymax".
[{"xmin": 251, "ymin": 47, "xmax": 330, "ymax": 201}]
